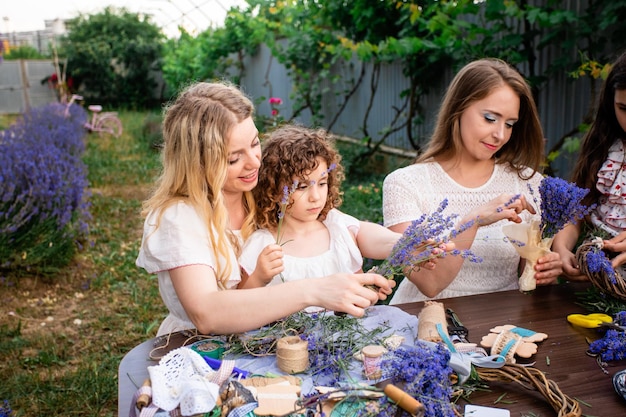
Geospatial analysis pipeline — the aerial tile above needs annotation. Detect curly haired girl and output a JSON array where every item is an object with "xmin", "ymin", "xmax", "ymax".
[{"xmin": 238, "ymin": 124, "xmax": 443, "ymax": 291}]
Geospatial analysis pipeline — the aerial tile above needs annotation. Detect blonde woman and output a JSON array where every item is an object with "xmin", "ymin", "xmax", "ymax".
[{"xmin": 136, "ymin": 82, "xmax": 393, "ymax": 336}]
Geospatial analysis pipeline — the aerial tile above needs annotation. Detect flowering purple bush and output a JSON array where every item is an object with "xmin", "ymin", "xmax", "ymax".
[
  {"xmin": 0, "ymin": 102, "xmax": 90, "ymax": 271},
  {"xmin": 0, "ymin": 400, "xmax": 13, "ymax": 417}
]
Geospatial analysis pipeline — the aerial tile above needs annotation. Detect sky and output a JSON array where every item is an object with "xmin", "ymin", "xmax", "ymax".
[{"xmin": 3, "ymin": 0, "xmax": 248, "ymax": 37}]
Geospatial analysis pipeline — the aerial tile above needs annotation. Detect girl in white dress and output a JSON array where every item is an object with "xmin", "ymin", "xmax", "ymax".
[
  {"xmin": 136, "ymin": 82, "xmax": 394, "ymax": 337},
  {"xmin": 383, "ymin": 58, "xmax": 563, "ymax": 303},
  {"xmin": 553, "ymin": 51, "xmax": 626, "ymax": 278},
  {"xmin": 238, "ymin": 125, "xmax": 443, "ymax": 291}
]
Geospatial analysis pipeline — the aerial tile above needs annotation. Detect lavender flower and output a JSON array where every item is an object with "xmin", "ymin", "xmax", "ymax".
[
  {"xmin": 534, "ymin": 176, "xmax": 595, "ymax": 239},
  {"xmin": 585, "ymin": 246, "xmax": 618, "ymax": 284},
  {"xmin": 0, "ymin": 400, "xmax": 13, "ymax": 417},
  {"xmin": 0, "ymin": 103, "xmax": 90, "ymax": 270},
  {"xmin": 589, "ymin": 329, "xmax": 626, "ymax": 362},
  {"xmin": 362, "ymin": 342, "xmax": 456, "ymax": 417},
  {"xmin": 375, "ymin": 199, "xmax": 481, "ymax": 278}
]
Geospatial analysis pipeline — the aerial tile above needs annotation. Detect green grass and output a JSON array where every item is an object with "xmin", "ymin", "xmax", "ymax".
[{"xmin": 0, "ymin": 110, "xmax": 394, "ymax": 416}]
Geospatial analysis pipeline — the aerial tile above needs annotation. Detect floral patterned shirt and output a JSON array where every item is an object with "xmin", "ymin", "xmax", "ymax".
[{"xmin": 591, "ymin": 139, "xmax": 626, "ymax": 236}]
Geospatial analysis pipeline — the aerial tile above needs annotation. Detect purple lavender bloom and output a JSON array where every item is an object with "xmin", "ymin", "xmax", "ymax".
[
  {"xmin": 0, "ymin": 400, "xmax": 13, "ymax": 417},
  {"xmin": 585, "ymin": 247, "xmax": 617, "ymax": 284},
  {"xmin": 375, "ymin": 199, "xmax": 481, "ymax": 277},
  {"xmin": 538, "ymin": 176, "xmax": 594, "ymax": 239},
  {"xmin": 366, "ymin": 342, "xmax": 456, "ymax": 417},
  {"xmin": 589, "ymin": 329, "xmax": 626, "ymax": 361}
]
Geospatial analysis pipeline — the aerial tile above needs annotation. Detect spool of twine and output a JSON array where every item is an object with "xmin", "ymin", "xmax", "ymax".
[
  {"xmin": 136, "ymin": 379, "xmax": 152, "ymax": 410},
  {"xmin": 362, "ymin": 345, "xmax": 386, "ymax": 379},
  {"xmin": 417, "ymin": 301, "xmax": 448, "ymax": 342},
  {"xmin": 276, "ymin": 336, "xmax": 309, "ymax": 374}
]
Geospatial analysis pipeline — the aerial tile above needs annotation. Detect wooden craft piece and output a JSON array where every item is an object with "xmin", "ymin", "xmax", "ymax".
[
  {"xmin": 417, "ymin": 301, "xmax": 448, "ymax": 342},
  {"xmin": 480, "ymin": 330, "xmax": 538, "ymax": 363},
  {"xmin": 254, "ymin": 384, "xmax": 301, "ymax": 416},
  {"xmin": 489, "ymin": 324, "xmax": 548, "ymax": 343}
]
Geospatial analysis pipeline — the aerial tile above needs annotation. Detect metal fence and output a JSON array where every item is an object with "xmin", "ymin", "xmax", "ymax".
[
  {"xmin": 0, "ymin": 59, "xmax": 58, "ymax": 113},
  {"xmin": 236, "ymin": 43, "xmax": 595, "ymax": 178}
]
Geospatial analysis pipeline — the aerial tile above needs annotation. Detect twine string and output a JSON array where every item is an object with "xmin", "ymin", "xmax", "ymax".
[{"xmin": 276, "ymin": 336, "xmax": 309, "ymax": 374}]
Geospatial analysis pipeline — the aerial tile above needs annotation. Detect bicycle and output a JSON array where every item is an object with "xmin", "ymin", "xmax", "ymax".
[{"xmin": 65, "ymin": 94, "xmax": 123, "ymax": 138}]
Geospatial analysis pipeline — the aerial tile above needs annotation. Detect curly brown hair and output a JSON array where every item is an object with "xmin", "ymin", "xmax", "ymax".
[{"xmin": 254, "ymin": 125, "xmax": 345, "ymax": 230}]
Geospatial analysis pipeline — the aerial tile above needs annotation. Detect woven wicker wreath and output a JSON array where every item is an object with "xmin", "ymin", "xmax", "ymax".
[{"xmin": 575, "ymin": 238, "xmax": 626, "ymax": 301}]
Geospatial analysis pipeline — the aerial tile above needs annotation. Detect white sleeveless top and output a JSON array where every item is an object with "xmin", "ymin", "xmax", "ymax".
[{"xmin": 239, "ymin": 209, "xmax": 363, "ymax": 285}]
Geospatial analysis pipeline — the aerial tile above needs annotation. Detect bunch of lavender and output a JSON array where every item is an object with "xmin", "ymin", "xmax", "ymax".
[
  {"xmin": 0, "ymin": 103, "xmax": 90, "ymax": 271},
  {"xmin": 584, "ymin": 244, "xmax": 618, "ymax": 284},
  {"xmin": 374, "ymin": 199, "xmax": 481, "ymax": 278},
  {"xmin": 359, "ymin": 342, "xmax": 456, "ymax": 417},
  {"xmin": 301, "ymin": 311, "xmax": 390, "ymax": 386},
  {"xmin": 535, "ymin": 176, "xmax": 595, "ymax": 239},
  {"xmin": 588, "ymin": 328, "xmax": 626, "ymax": 362}
]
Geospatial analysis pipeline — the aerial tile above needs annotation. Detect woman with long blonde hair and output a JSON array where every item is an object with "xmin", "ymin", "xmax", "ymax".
[{"xmin": 137, "ymin": 82, "xmax": 393, "ymax": 336}]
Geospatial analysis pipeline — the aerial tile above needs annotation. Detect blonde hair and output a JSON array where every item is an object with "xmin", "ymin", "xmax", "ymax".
[
  {"xmin": 142, "ymin": 81, "xmax": 255, "ymax": 287},
  {"xmin": 418, "ymin": 58, "xmax": 544, "ymax": 178}
]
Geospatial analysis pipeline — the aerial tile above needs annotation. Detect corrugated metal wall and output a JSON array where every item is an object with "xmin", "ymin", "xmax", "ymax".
[
  {"xmin": 0, "ymin": 60, "xmax": 58, "ymax": 113},
  {"xmin": 238, "ymin": 43, "xmax": 596, "ymax": 178}
]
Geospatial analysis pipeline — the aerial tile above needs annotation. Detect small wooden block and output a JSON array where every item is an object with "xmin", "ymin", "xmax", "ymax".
[{"xmin": 254, "ymin": 384, "xmax": 301, "ymax": 416}]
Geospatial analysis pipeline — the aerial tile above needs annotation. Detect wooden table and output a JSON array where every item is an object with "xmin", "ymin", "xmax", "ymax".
[{"xmin": 118, "ymin": 282, "xmax": 626, "ymax": 416}]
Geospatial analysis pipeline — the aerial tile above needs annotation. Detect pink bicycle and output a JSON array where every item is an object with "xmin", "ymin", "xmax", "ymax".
[{"xmin": 65, "ymin": 94, "xmax": 123, "ymax": 138}]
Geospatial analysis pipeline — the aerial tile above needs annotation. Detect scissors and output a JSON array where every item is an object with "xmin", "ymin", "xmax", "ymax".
[{"xmin": 567, "ymin": 313, "xmax": 626, "ymax": 331}]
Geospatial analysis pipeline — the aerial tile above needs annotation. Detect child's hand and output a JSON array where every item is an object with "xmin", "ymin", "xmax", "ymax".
[
  {"xmin": 534, "ymin": 251, "xmax": 563, "ymax": 285},
  {"xmin": 601, "ymin": 232, "xmax": 626, "ymax": 268},
  {"xmin": 603, "ymin": 231, "xmax": 626, "ymax": 252},
  {"xmin": 252, "ymin": 243, "xmax": 284, "ymax": 285}
]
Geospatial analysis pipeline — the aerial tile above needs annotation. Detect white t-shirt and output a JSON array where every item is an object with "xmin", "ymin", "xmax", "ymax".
[
  {"xmin": 383, "ymin": 161, "xmax": 543, "ymax": 303},
  {"xmin": 136, "ymin": 201, "xmax": 241, "ymax": 336},
  {"xmin": 239, "ymin": 209, "xmax": 364, "ymax": 285}
]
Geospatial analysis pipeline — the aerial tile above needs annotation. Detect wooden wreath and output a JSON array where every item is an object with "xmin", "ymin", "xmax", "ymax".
[{"xmin": 476, "ymin": 364, "xmax": 581, "ymax": 417}]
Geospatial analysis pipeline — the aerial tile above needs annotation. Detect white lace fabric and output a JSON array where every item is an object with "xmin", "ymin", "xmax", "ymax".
[
  {"xmin": 382, "ymin": 161, "xmax": 543, "ymax": 303},
  {"xmin": 147, "ymin": 347, "xmax": 224, "ymax": 415}
]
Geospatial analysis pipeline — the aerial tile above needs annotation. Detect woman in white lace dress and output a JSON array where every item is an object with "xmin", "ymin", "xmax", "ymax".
[
  {"xmin": 383, "ymin": 58, "xmax": 563, "ymax": 303},
  {"xmin": 136, "ymin": 82, "xmax": 394, "ymax": 336},
  {"xmin": 553, "ymin": 51, "xmax": 626, "ymax": 279}
]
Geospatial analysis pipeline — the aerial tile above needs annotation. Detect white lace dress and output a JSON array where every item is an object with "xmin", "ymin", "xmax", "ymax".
[
  {"xmin": 136, "ymin": 201, "xmax": 241, "ymax": 336},
  {"xmin": 591, "ymin": 139, "xmax": 626, "ymax": 236},
  {"xmin": 382, "ymin": 161, "xmax": 543, "ymax": 303},
  {"xmin": 239, "ymin": 209, "xmax": 364, "ymax": 285}
]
